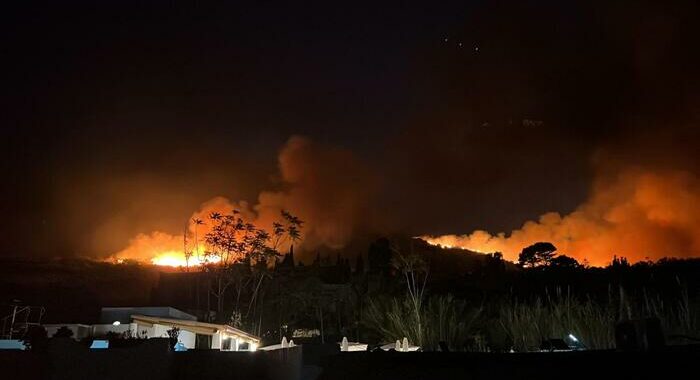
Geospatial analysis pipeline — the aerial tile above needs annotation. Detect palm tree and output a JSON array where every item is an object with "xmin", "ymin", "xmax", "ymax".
[
  {"xmin": 184, "ymin": 222, "xmax": 192, "ymax": 271},
  {"xmin": 390, "ymin": 242, "xmax": 429, "ymax": 346},
  {"xmin": 192, "ymin": 218, "xmax": 204, "ymax": 262},
  {"xmin": 201, "ymin": 210, "xmax": 303, "ymax": 322}
]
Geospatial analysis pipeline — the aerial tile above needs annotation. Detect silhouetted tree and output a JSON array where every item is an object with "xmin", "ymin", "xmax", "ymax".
[
  {"xmin": 202, "ymin": 210, "xmax": 303, "ymax": 322},
  {"xmin": 548, "ymin": 255, "xmax": 580, "ymax": 269},
  {"xmin": 167, "ymin": 327, "xmax": 180, "ymax": 347},
  {"xmin": 368, "ymin": 238, "xmax": 392, "ymax": 274},
  {"xmin": 390, "ymin": 242, "xmax": 429, "ymax": 346},
  {"xmin": 610, "ymin": 255, "xmax": 630, "ymax": 269},
  {"xmin": 485, "ymin": 252, "xmax": 506, "ymax": 272},
  {"xmin": 185, "ymin": 218, "xmax": 204, "ymax": 271},
  {"xmin": 355, "ymin": 255, "xmax": 365, "ymax": 274},
  {"xmin": 518, "ymin": 242, "xmax": 557, "ymax": 268}
]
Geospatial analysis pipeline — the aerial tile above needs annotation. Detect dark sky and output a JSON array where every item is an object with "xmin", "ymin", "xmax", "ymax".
[{"xmin": 3, "ymin": 1, "xmax": 699, "ymax": 258}]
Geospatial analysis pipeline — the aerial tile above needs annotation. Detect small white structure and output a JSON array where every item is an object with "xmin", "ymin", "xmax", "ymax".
[
  {"xmin": 259, "ymin": 336, "xmax": 298, "ymax": 351},
  {"xmin": 258, "ymin": 343, "xmax": 284, "ymax": 351},
  {"xmin": 339, "ymin": 336, "xmax": 368, "ymax": 352},
  {"xmin": 380, "ymin": 337, "xmax": 420, "ymax": 352}
]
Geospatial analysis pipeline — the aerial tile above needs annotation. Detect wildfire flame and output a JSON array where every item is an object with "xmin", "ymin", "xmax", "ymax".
[
  {"xmin": 110, "ymin": 136, "xmax": 364, "ymax": 266},
  {"xmin": 150, "ymin": 251, "xmax": 219, "ymax": 267},
  {"xmin": 112, "ymin": 231, "xmax": 217, "ymax": 267},
  {"xmin": 108, "ymin": 137, "xmax": 700, "ymax": 268},
  {"xmin": 151, "ymin": 251, "xmax": 192, "ymax": 267},
  {"xmin": 421, "ymin": 170, "xmax": 700, "ymax": 267}
]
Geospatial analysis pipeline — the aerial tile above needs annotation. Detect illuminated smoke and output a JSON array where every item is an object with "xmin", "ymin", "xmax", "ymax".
[
  {"xmin": 422, "ymin": 169, "xmax": 700, "ymax": 266},
  {"xmin": 111, "ymin": 130, "xmax": 700, "ymax": 268},
  {"xmin": 254, "ymin": 136, "xmax": 377, "ymax": 250},
  {"xmin": 112, "ymin": 136, "xmax": 376, "ymax": 265}
]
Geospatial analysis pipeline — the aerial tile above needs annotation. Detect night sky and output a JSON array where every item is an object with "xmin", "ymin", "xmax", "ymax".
[{"xmin": 3, "ymin": 1, "xmax": 699, "ymax": 259}]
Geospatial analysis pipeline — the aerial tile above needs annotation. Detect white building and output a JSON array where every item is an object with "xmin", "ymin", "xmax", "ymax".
[{"xmin": 43, "ymin": 306, "xmax": 259, "ymax": 351}]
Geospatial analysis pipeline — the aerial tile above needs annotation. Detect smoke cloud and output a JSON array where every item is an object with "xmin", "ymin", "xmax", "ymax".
[
  {"xmin": 423, "ymin": 167, "xmax": 700, "ymax": 267},
  {"xmin": 113, "ymin": 136, "xmax": 379, "ymax": 263},
  {"xmin": 111, "ymin": 119, "xmax": 700, "ymax": 267}
]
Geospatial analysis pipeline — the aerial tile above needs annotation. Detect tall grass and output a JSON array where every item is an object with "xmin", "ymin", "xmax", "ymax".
[
  {"xmin": 499, "ymin": 289, "xmax": 616, "ymax": 351},
  {"xmin": 364, "ymin": 294, "xmax": 482, "ymax": 351},
  {"xmin": 499, "ymin": 284, "xmax": 700, "ymax": 351},
  {"xmin": 638, "ymin": 278, "xmax": 699, "ymax": 344},
  {"xmin": 364, "ymin": 285, "xmax": 698, "ymax": 352}
]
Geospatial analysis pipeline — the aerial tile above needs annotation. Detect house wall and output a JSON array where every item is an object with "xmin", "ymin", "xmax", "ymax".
[
  {"xmin": 149, "ymin": 323, "xmax": 196, "ymax": 349},
  {"xmin": 179, "ymin": 330, "xmax": 196, "ymax": 348},
  {"xmin": 220, "ymin": 335, "xmax": 256, "ymax": 351},
  {"xmin": 73, "ymin": 323, "xmax": 196, "ymax": 349},
  {"xmin": 93, "ymin": 322, "xmax": 138, "ymax": 337},
  {"xmin": 132, "ymin": 323, "xmax": 155, "ymax": 338},
  {"xmin": 212, "ymin": 331, "xmax": 221, "ymax": 349},
  {"xmin": 43, "ymin": 320, "xmax": 253, "ymax": 351},
  {"xmin": 153, "ymin": 324, "xmax": 170, "ymax": 340}
]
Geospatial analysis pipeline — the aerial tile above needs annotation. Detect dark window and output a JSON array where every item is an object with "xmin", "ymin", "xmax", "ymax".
[{"xmin": 195, "ymin": 334, "xmax": 212, "ymax": 349}]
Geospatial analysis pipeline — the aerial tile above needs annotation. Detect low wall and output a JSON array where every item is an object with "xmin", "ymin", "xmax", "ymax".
[
  {"xmin": 318, "ymin": 346, "xmax": 700, "ymax": 380},
  {"xmin": 0, "ymin": 338, "xmax": 303, "ymax": 380},
  {"xmin": 6, "ymin": 341, "xmax": 696, "ymax": 380}
]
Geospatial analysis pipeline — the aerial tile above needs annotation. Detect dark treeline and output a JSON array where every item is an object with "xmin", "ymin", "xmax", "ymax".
[{"xmin": 2, "ymin": 238, "xmax": 699, "ymax": 352}]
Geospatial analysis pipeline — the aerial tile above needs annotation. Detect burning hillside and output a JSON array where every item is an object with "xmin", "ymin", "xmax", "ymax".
[
  {"xmin": 422, "ymin": 169, "xmax": 700, "ymax": 267},
  {"xmin": 110, "ymin": 127, "xmax": 700, "ymax": 269},
  {"xmin": 110, "ymin": 136, "xmax": 375, "ymax": 266}
]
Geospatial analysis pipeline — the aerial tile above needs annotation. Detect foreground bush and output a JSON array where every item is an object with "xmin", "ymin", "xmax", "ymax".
[
  {"xmin": 364, "ymin": 294, "xmax": 482, "ymax": 351},
  {"xmin": 498, "ymin": 285, "xmax": 699, "ymax": 351}
]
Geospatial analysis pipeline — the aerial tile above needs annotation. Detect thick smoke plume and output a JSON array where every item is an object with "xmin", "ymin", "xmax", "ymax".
[
  {"xmin": 113, "ymin": 136, "xmax": 377, "ymax": 263},
  {"xmin": 113, "ymin": 131, "xmax": 700, "ymax": 267},
  {"xmin": 422, "ymin": 168, "xmax": 700, "ymax": 266}
]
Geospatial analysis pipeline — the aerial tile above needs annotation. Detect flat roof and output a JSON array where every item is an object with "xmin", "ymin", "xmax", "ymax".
[
  {"xmin": 100, "ymin": 307, "xmax": 197, "ymax": 323},
  {"xmin": 130, "ymin": 314, "xmax": 260, "ymax": 343}
]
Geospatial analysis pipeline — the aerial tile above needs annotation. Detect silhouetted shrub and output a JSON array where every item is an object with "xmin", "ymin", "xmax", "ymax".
[
  {"xmin": 52, "ymin": 326, "xmax": 74, "ymax": 338},
  {"xmin": 22, "ymin": 325, "xmax": 49, "ymax": 352}
]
